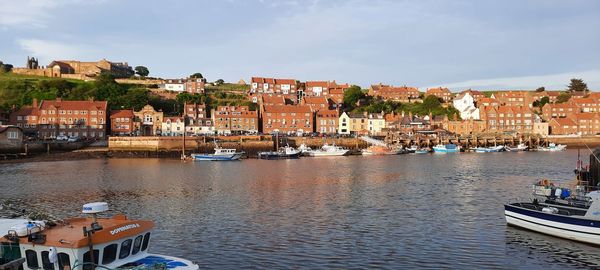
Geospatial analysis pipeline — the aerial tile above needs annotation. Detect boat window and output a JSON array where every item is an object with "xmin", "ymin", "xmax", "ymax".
[
  {"xmin": 57, "ymin": 253, "xmax": 70, "ymax": 270},
  {"xmin": 82, "ymin": 250, "xmax": 99, "ymax": 270},
  {"xmin": 141, "ymin": 232, "xmax": 151, "ymax": 251},
  {"xmin": 41, "ymin": 251, "xmax": 55, "ymax": 270},
  {"xmin": 102, "ymin": 244, "xmax": 118, "ymax": 264},
  {"xmin": 119, "ymin": 239, "xmax": 132, "ymax": 259},
  {"xmin": 132, "ymin": 235, "xmax": 143, "ymax": 255},
  {"xmin": 25, "ymin": 250, "xmax": 39, "ymax": 269}
]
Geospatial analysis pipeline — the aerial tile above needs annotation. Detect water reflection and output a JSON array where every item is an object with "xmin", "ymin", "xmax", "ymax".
[{"xmin": 0, "ymin": 150, "xmax": 593, "ymax": 269}]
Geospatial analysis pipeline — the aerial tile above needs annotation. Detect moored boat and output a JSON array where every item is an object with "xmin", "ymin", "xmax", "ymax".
[
  {"xmin": 258, "ymin": 146, "xmax": 302, "ymax": 160},
  {"xmin": 361, "ymin": 145, "xmax": 402, "ymax": 155},
  {"xmin": 0, "ymin": 202, "xmax": 199, "ymax": 270},
  {"xmin": 432, "ymin": 144, "xmax": 460, "ymax": 153},
  {"xmin": 406, "ymin": 145, "xmax": 419, "ymax": 153},
  {"xmin": 536, "ymin": 143, "xmax": 567, "ymax": 152},
  {"xmin": 472, "ymin": 145, "xmax": 505, "ymax": 153},
  {"xmin": 301, "ymin": 143, "xmax": 349, "ymax": 157},
  {"xmin": 414, "ymin": 148, "xmax": 431, "ymax": 154},
  {"xmin": 191, "ymin": 147, "xmax": 244, "ymax": 161},
  {"xmin": 506, "ymin": 143, "xmax": 528, "ymax": 152}
]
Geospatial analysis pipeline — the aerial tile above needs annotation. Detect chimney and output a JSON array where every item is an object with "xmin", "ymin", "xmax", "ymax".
[
  {"xmin": 409, "ymin": 111, "xmax": 413, "ymax": 119},
  {"xmin": 33, "ymin": 98, "xmax": 38, "ymax": 108},
  {"xmin": 56, "ymin": 97, "xmax": 62, "ymax": 102}
]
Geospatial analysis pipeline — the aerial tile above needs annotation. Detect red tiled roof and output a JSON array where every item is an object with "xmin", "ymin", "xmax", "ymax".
[
  {"xmin": 110, "ymin": 110, "xmax": 134, "ymax": 118},
  {"xmin": 263, "ymin": 105, "xmax": 313, "ymax": 113},
  {"xmin": 40, "ymin": 99, "xmax": 107, "ymax": 111},
  {"xmin": 302, "ymin": 96, "xmax": 329, "ymax": 105},
  {"xmin": 305, "ymin": 81, "xmax": 330, "ymax": 88},
  {"xmin": 316, "ymin": 109, "xmax": 339, "ymax": 118},
  {"xmin": 0, "ymin": 125, "xmax": 22, "ymax": 134},
  {"xmin": 261, "ymin": 95, "xmax": 286, "ymax": 105},
  {"xmin": 551, "ymin": 117, "xmax": 577, "ymax": 126},
  {"xmin": 426, "ymin": 87, "xmax": 451, "ymax": 94},
  {"xmin": 251, "ymin": 77, "xmax": 295, "ymax": 85}
]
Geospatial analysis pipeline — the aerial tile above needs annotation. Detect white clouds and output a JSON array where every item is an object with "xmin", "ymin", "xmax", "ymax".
[
  {"xmin": 17, "ymin": 39, "xmax": 96, "ymax": 63},
  {"xmin": 428, "ymin": 70, "xmax": 600, "ymax": 91},
  {"xmin": 0, "ymin": 0, "xmax": 106, "ymax": 28}
]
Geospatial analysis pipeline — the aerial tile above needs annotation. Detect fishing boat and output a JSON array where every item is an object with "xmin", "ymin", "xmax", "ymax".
[
  {"xmin": 472, "ymin": 145, "xmax": 505, "ymax": 153},
  {"xmin": 506, "ymin": 143, "xmax": 528, "ymax": 152},
  {"xmin": 301, "ymin": 143, "xmax": 349, "ymax": 157},
  {"xmin": 191, "ymin": 147, "xmax": 244, "ymax": 161},
  {"xmin": 0, "ymin": 202, "xmax": 198, "ymax": 270},
  {"xmin": 414, "ymin": 148, "xmax": 431, "ymax": 154},
  {"xmin": 536, "ymin": 143, "xmax": 567, "ymax": 152},
  {"xmin": 258, "ymin": 145, "xmax": 302, "ymax": 160},
  {"xmin": 505, "ymin": 149, "xmax": 600, "ymax": 245},
  {"xmin": 361, "ymin": 145, "xmax": 403, "ymax": 155},
  {"xmin": 432, "ymin": 144, "xmax": 461, "ymax": 153},
  {"xmin": 406, "ymin": 145, "xmax": 419, "ymax": 153}
]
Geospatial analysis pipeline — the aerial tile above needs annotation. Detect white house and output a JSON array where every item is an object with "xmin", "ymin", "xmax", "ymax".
[
  {"xmin": 163, "ymin": 79, "xmax": 186, "ymax": 92},
  {"xmin": 453, "ymin": 92, "xmax": 480, "ymax": 120},
  {"xmin": 368, "ymin": 112, "xmax": 386, "ymax": 134},
  {"xmin": 161, "ymin": 117, "xmax": 185, "ymax": 136}
]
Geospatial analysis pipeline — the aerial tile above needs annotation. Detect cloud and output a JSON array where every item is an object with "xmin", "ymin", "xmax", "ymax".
[
  {"xmin": 0, "ymin": 0, "xmax": 106, "ymax": 28},
  {"xmin": 17, "ymin": 39, "xmax": 96, "ymax": 63},
  {"xmin": 427, "ymin": 70, "xmax": 600, "ymax": 91}
]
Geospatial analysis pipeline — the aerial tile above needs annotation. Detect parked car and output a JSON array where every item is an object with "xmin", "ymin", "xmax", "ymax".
[
  {"xmin": 67, "ymin": 136, "xmax": 80, "ymax": 142},
  {"xmin": 56, "ymin": 134, "xmax": 68, "ymax": 141}
]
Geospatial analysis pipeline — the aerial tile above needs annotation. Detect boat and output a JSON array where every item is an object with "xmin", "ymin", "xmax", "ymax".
[
  {"xmin": 406, "ymin": 145, "xmax": 419, "ymax": 153},
  {"xmin": 258, "ymin": 145, "xmax": 302, "ymax": 160},
  {"xmin": 432, "ymin": 144, "xmax": 461, "ymax": 153},
  {"xmin": 361, "ymin": 145, "xmax": 403, "ymax": 155},
  {"xmin": 300, "ymin": 143, "xmax": 349, "ymax": 157},
  {"xmin": 506, "ymin": 143, "xmax": 528, "ymax": 152},
  {"xmin": 472, "ymin": 145, "xmax": 505, "ymax": 153},
  {"xmin": 191, "ymin": 147, "xmax": 244, "ymax": 161},
  {"xmin": 0, "ymin": 202, "xmax": 199, "ymax": 270},
  {"xmin": 505, "ymin": 149, "xmax": 600, "ymax": 245},
  {"xmin": 414, "ymin": 148, "xmax": 431, "ymax": 154},
  {"xmin": 536, "ymin": 143, "xmax": 567, "ymax": 152}
]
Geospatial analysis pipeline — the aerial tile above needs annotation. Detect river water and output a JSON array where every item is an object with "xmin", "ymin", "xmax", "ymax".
[{"xmin": 1, "ymin": 150, "xmax": 600, "ymax": 269}]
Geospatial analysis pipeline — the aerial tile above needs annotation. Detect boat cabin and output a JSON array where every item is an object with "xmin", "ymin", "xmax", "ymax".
[{"xmin": 0, "ymin": 203, "xmax": 194, "ymax": 270}]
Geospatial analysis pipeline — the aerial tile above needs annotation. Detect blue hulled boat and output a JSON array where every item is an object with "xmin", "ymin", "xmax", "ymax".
[
  {"xmin": 432, "ymin": 144, "xmax": 460, "ymax": 153},
  {"xmin": 191, "ymin": 147, "xmax": 244, "ymax": 161}
]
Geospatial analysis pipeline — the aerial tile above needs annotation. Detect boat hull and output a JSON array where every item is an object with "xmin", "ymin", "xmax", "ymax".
[
  {"xmin": 306, "ymin": 150, "xmax": 349, "ymax": 157},
  {"xmin": 258, "ymin": 152, "xmax": 301, "ymax": 160},
  {"xmin": 191, "ymin": 153, "xmax": 243, "ymax": 161},
  {"xmin": 504, "ymin": 204, "xmax": 600, "ymax": 245},
  {"xmin": 432, "ymin": 147, "xmax": 459, "ymax": 153}
]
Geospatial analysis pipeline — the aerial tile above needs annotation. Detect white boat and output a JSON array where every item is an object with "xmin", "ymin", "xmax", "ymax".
[
  {"xmin": 472, "ymin": 145, "xmax": 505, "ymax": 153},
  {"xmin": 432, "ymin": 144, "xmax": 460, "ymax": 153},
  {"xmin": 258, "ymin": 145, "xmax": 302, "ymax": 159},
  {"xmin": 406, "ymin": 145, "xmax": 419, "ymax": 153},
  {"xmin": 301, "ymin": 143, "xmax": 349, "ymax": 157},
  {"xmin": 537, "ymin": 143, "xmax": 567, "ymax": 152},
  {"xmin": 506, "ymin": 143, "xmax": 528, "ymax": 152},
  {"xmin": 0, "ymin": 202, "xmax": 199, "ymax": 270},
  {"xmin": 505, "ymin": 197, "xmax": 600, "ymax": 245},
  {"xmin": 191, "ymin": 147, "xmax": 244, "ymax": 161}
]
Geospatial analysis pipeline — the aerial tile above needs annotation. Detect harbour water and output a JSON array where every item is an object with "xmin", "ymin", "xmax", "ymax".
[{"xmin": 1, "ymin": 150, "xmax": 600, "ymax": 269}]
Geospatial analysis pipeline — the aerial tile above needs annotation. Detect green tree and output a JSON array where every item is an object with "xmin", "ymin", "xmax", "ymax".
[
  {"xmin": 535, "ymin": 87, "xmax": 545, "ymax": 92},
  {"xmin": 190, "ymin": 73, "xmax": 203, "ymax": 79},
  {"xmin": 567, "ymin": 78, "xmax": 588, "ymax": 93},
  {"xmin": 122, "ymin": 88, "xmax": 149, "ymax": 110},
  {"xmin": 557, "ymin": 92, "xmax": 571, "ymax": 103},
  {"xmin": 215, "ymin": 79, "xmax": 225, "ymax": 85},
  {"xmin": 422, "ymin": 95, "xmax": 442, "ymax": 109},
  {"xmin": 0, "ymin": 61, "xmax": 13, "ymax": 73},
  {"xmin": 134, "ymin": 66, "xmax": 149, "ymax": 77},
  {"xmin": 343, "ymin": 85, "xmax": 365, "ymax": 108}
]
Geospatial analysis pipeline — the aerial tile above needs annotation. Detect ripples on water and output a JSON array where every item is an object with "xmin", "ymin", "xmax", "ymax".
[{"xmin": 1, "ymin": 150, "xmax": 598, "ymax": 269}]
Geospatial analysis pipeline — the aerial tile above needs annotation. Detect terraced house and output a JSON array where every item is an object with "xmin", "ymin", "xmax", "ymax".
[
  {"xmin": 368, "ymin": 84, "xmax": 420, "ymax": 102},
  {"xmin": 212, "ymin": 106, "xmax": 258, "ymax": 134},
  {"xmin": 261, "ymin": 105, "xmax": 313, "ymax": 135},
  {"xmin": 250, "ymin": 77, "xmax": 298, "ymax": 103},
  {"xmin": 480, "ymin": 105, "xmax": 536, "ymax": 133},
  {"xmin": 109, "ymin": 110, "xmax": 135, "ymax": 136},
  {"xmin": 426, "ymin": 87, "xmax": 453, "ymax": 102}
]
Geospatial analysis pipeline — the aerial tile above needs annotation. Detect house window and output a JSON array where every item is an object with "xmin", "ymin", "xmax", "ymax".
[{"xmin": 7, "ymin": 131, "xmax": 18, "ymax": 139}]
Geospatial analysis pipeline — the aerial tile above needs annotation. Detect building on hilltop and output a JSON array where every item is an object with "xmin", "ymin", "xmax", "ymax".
[
  {"xmin": 12, "ymin": 57, "xmax": 134, "ymax": 80},
  {"xmin": 426, "ymin": 87, "xmax": 453, "ymax": 102},
  {"xmin": 368, "ymin": 84, "xmax": 420, "ymax": 102}
]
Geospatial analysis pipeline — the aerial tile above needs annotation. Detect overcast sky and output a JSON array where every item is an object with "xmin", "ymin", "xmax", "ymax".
[{"xmin": 1, "ymin": 0, "xmax": 599, "ymax": 91}]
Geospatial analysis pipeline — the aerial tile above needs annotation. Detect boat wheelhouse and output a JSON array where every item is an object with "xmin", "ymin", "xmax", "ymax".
[{"xmin": 0, "ymin": 202, "xmax": 198, "ymax": 270}]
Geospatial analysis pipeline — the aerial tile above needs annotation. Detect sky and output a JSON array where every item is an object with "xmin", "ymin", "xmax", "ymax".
[{"xmin": 1, "ymin": 0, "xmax": 599, "ymax": 91}]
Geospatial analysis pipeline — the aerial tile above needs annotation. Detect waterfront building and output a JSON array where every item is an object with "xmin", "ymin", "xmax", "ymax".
[
  {"xmin": 480, "ymin": 105, "xmax": 536, "ymax": 133},
  {"xmin": 161, "ymin": 117, "xmax": 185, "ymax": 136},
  {"xmin": 453, "ymin": 92, "xmax": 480, "ymax": 120},
  {"xmin": 38, "ymin": 98, "xmax": 107, "ymax": 139},
  {"xmin": 109, "ymin": 110, "xmax": 135, "ymax": 136},
  {"xmin": 368, "ymin": 84, "xmax": 420, "ymax": 102},
  {"xmin": 541, "ymin": 102, "xmax": 578, "ymax": 121},
  {"xmin": 533, "ymin": 122, "xmax": 550, "ymax": 136},
  {"xmin": 572, "ymin": 112, "xmax": 600, "ymax": 135},
  {"xmin": 133, "ymin": 105, "xmax": 164, "ymax": 136},
  {"xmin": 0, "ymin": 125, "xmax": 23, "ymax": 150},
  {"xmin": 186, "ymin": 118, "xmax": 214, "ymax": 135},
  {"xmin": 426, "ymin": 87, "xmax": 453, "ymax": 102},
  {"xmin": 572, "ymin": 98, "xmax": 600, "ymax": 113},
  {"xmin": 367, "ymin": 112, "xmax": 386, "ymax": 135},
  {"xmin": 445, "ymin": 119, "xmax": 486, "ymax": 135},
  {"xmin": 261, "ymin": 105, "xmax": 313, "ymax": 135},
  {"xmin": 212, "ymin": 106, "xmax": 259, "ymax": 134},
  {"xmin": 338, "ymin": 112, "xmax": 368, "ymax": 135},
  {"xmin": 316, "ymin": 109, "xmax": 339, "ymax": 134},
  {"xmin": 8, "ymin": 102, "xmax": 40, "ymax": 136},
  {"xmin": 549, "ymin": 117, "xmax": 578, "ymax": 135}
]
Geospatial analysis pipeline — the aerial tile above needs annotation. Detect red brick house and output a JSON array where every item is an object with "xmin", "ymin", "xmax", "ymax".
[
  {"xmin": 262, "ymin": 105, "xmax": 313, "ymax": 135},
  {"xmin": 110, "ymin": 110, "xmax": 134, "ymax": 136},
  {"xmin": 212, "ymin": 106, "xmax": 258, "ymax": 134},
  {"xmin": 480, "ymin": 105, "xmax": 535, "ymax": 133},
  {"xmin": 316, "ymin": 109, "xmax": 339, "ymax": 134},
  {"xmin": 426, "ymin": 87, "xmax": 453, "ymax": 102},
  {"xmin": 184, "ymin": 103, "xmax": 207, "ymax": 123},
  {"xmin": 549, "ymin": 117, "xmax": 578, "ymax": 135},
  {"xmin": 541, "ymin": 102, "xmax": 578, "ymax": 121},
  {"xmin": 9, "ymin": 101, "xmax": 40, "ymax": 136},
  {"xmin": 368, "ymin": 84, "xmax": 420, "ymax": 102},
  {"xmin": 572, "ymin": 98, "xmax": 600, "ymax": 113}
]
